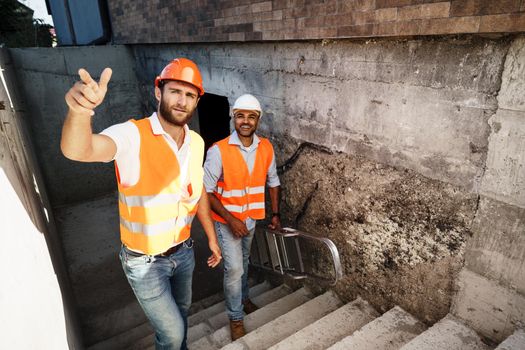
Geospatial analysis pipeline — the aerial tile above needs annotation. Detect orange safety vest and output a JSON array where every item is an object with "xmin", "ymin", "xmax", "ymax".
[
  {"xmin": 116, "ymin": 118, "xmax": 204, "ymax": 255},
  {"xmin": 212, "ymin": 136, "xmax": 274, "ymax": 223}
]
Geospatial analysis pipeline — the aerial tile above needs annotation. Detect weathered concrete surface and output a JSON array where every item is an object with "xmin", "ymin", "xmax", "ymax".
[
  {"xmin": 328, "ymin": 306, "xmax": 426, "ymax": 350},
  {"xmin": 481, "ymin": 109, "xmax": 525, "ymax": 208},
  {"xmin": 132, "ymin": 36, "xmax": 508, "ymax": 191},
  {"xmin": 189, "ymin": 288, "xmax": 312, "ymax": 350},
  {"xmin": 0, "ymin": 49, "xmax": 83, "ymax": 349},
  {"xmin": 269, "ymin": 297, "xmax": 378, "ymax": 350},
  {"xmin": 400, "ymin": 314, "xmax": 491, "ymax": 350},
  {"xmin": 498, "ymin": 37, "xmax": 525, "ymax": 113},
  {"xmin": 53, "ymin": 194, "xmax": 140, "ymax": 346},
  {"xmin": 465, "ymin": 197, "xmax": 525, "ymax": 294},
  {"xmin": 9, "ymin": 45, "xmax": 142, "ymax": 206},
  {"xmin": 276, "ymin": 144, "xmax": 476, "ymax": 323},
  {"xmin": 480, "ymin": 37, "xmax": 525, "ymax": 208},
  {"xmin": 496, "ymin": 329, "xmax": 525, "ymax": 350},
  {"xmin": 9, "ymin": 34, "xmax": 525, "ymax": 346},
  {"xmin": 453, "ymin": 36, "xmax": 525, "ymax": 343},
  {"xmin": 127, "ymin": 38, "xmax": 517, "ymax": 332},
  {"xmin": 452, "ymin": 269, "xmax": 525, "ymax": 342},
  {"xmin": 126, "ymin": 36, "xmax": 510, "ymax": 327},
  {"xmin": 223, "ymin": 291, "xmax": 343, "ymax": 350}
]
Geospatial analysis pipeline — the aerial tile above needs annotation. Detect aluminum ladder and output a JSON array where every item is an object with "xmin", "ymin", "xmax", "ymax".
[{"xmin": 250, "ymin": 227, "xmax": 343, "ymax": 285}]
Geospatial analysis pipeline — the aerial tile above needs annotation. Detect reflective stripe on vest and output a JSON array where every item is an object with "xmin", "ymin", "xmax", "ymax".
[
  {"xmin": 116, "ymin": 118, "xmax": 204, "ymax": 255},
  {"xmin": 212, "ymin": 136, "xmax": 273, "ymax": 223},
  {"xmin": 216, "ymin": 186, "xmax": 265, "ymax": 198},
  {"xmin": 223, "ymin": 202, "xmax": 265, "ymax": 213},
  {"xmin": 120, "ymin": 214, "xmax": 195, "ymax": 236}
]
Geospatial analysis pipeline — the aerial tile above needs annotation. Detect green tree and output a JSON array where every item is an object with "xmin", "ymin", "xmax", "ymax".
[{"xmin": 0, "ymin": 0, "xmax": 53, "ymax": 47}]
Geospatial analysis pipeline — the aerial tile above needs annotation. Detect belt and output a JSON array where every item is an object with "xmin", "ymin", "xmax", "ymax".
[
  {"xmin": 123, "ymin": 240, "xmax": 187, "ymax": 257},
  {"xmin": 159, "ymin": 243, "xmax": 183, "ymax": 257}
]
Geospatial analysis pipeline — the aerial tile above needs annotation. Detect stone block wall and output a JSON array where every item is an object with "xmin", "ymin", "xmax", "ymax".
[{"xmin": 108, "ymin": 0, "xmax": 525, "ymax": 44}]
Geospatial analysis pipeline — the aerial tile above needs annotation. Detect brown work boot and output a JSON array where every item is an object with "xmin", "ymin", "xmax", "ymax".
[
  {"xmin": 242, "ymin": 299, "xmax": 259, "ymax": 314},
  {"xmin": 230, "ymin": 319, "xmax": 246, "ymax": 341}
]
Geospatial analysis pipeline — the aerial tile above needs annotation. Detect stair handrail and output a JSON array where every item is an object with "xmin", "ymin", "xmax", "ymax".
[{"xmin": 265, "ymin": 227, "xmax": 344, "ymax": 285}]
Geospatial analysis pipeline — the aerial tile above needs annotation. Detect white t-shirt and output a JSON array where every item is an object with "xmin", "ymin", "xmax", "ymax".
[{"xmin": 100, "ymin": 112, "xmax": 191, "ymax": 196}]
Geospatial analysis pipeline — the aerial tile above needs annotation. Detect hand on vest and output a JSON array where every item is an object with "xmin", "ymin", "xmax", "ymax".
[
  {"xmin": 207, "ymin": 241, "xmax": 222, "ymax": 268},
  {"xmin": 268, "ymin": 215, "xmax": 282, "ymax": 231},
  {"xmin": 228, "ymin": 217, "xmax": 250, "ymax": 238}
]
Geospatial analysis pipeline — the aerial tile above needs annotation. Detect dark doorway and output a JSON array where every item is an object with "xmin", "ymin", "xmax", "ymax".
[
  {"xmin": 193, "ymin": 93, "xmax": 230, "ymax": 303},
  {"xmin": 197, "ymin": 93, "xmax": 231, "ymax": 156}
]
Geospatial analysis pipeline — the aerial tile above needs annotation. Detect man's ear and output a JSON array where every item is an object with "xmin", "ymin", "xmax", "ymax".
[{"xmin": 155, "ymin": 86, "xmax": 161, "ymax": 102}]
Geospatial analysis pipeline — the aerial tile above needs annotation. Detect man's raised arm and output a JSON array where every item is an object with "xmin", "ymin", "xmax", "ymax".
[{"xmin": 61, "ymin": 68, "xmax": 116, "ymax": 162}]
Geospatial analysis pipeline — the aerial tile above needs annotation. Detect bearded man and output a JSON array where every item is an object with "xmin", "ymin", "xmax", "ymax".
[{"xmin": 60, "ymin": 58, "xmax": 222, "ymax": 350}]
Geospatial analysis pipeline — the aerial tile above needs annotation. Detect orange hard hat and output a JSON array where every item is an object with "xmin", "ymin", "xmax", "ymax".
[{"xmin": 154, "ymin": 58, "xmax": 204, "ymax": 96}]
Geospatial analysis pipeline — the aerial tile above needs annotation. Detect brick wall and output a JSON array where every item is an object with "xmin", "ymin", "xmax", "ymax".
[{"xmin": 108, "ymin": 0, "xmax": 525, "ymax": 44}]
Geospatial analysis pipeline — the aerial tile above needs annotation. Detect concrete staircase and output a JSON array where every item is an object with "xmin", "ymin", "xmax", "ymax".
[{"xmin": 89, "ymin": 281, "xmax": 525, "ymax": 350}]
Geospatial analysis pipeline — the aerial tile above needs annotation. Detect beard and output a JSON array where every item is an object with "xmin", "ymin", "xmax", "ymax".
[
  {"xmin": 158, "ymin": 96, "xmax": 195, "ymax": 127},
  {"xmin": 236, "ymin": 125, "xmax": 256, "ymax": 138}
]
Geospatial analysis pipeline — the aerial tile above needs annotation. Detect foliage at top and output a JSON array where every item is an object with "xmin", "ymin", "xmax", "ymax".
[{"xmin": 0, "ymin": 0, "xmax": 54, "ymax": 48}]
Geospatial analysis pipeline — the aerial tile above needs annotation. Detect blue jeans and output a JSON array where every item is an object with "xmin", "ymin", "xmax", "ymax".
[
  {"xmin": 119, "ymin": 239, "xmax": 195, "ymax": 350},
  {"xmin": 215, "ymin": 220, "xmax": 256, "ymax": 321}
]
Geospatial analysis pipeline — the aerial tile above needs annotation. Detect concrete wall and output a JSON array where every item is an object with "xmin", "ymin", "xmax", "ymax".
[
  {"xmin": 0, "ymin": 49, "xmax": 83, "ymax": 349},
  {"xmin": 10, "ymin": 34, "xmax": 525, "ymax": 345},
  {"xmin": 133, "ymin": 36, "xmax": 505, "ymax": 189},
  {"xmin": 9, "ymin": 46, "xmax": 222, "ymax": 347},
  {"xmin": 128, "ymin": 36, "xmax": 515, "ymax": 327},
  {"xmin": 9, "ymin": 46, "xmax": 142, "ymax": 206},
  {"xmin": 132, "ymin": 36, "xmax": 524, "ymax": 335},
  {"xmin": 452, "ymin": 36, "xmax": 525, "ymax": 342},
  {"xmin": 9, "ymin": 46, "xmax": 145, "ymax": 347}
]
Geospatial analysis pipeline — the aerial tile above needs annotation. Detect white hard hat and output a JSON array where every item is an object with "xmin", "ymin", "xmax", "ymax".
[{"xmin": 232, "ymin": 94, "xmax": 263, "ymax": 118}]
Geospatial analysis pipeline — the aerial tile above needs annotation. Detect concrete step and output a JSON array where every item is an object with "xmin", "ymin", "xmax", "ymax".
[
  {"xmin": 188, "ymin": 288, "xmax": 225, "ymax": 317},
  {"xmin": 117, "ymin": 282, "xmax": 272, "ymax": 350},
  {"xmin": 78, "ymin": 277, "xmax": 145, "ymax": 347},
  {"xmin": 328, "ymin": 306, "xmax": 427, "ymax": 350},
  {"xmin": 222, "ymin": 290, "xmax": 343, "ymax": 350},
  {"xmin": 269, "ymin": 297, "xmax": 379, "ymax": 350},
  {"xmin": 189, "ymin": 287, "xmax": 313, "ymax": 350},
  {"xmin": 496, "ymin": 329, "xmax": 525, "ymax": 350},
  {"xmin": 187, "ymin": 322, "xmax": 213, "ymax": 344},
  {"xmin": 400, "ymin": 314, "xmax": 491, "ymax": 350},
  {"xmin": 127, "ymin": 331, "xmax": 156, "ymax": 350},
  {"xmin": 187, "ymin": 284, "xmax": 291, "ymax": 343},
  {"xmin": 189, "ymin": 281, "xmax": 272, "ymax": 327},
  {"xmin": 207, "ymin": 284, "xmax": 291, "ymax": 331},
  {"xmin": 86, "ymin": 302, "xmax": 151, "ymax": 350}
]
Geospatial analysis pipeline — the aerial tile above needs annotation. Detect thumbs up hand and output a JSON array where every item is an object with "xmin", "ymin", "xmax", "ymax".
[{"xmin": 65, "ymin": 68, "xmax": 112, "ymax": 116}]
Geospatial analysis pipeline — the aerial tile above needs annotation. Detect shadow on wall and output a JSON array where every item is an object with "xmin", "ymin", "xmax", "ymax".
[
  {"xmin": 0, "ymin": 58, "xmax": 82, "ymax": 348},
  {"xmin": 0, "ymin": 68, "xmax": 46, "ymax": 230}
]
